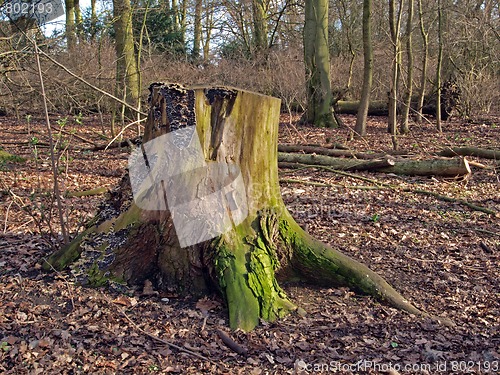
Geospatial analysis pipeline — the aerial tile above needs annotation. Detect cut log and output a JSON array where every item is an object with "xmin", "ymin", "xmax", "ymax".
[
  {"xmin": 278, "ymin": 144, "xmax": 358, "ymax": 157},
  {"xmin": 379, "ymin": 157, "xmax": 471, "ymax": 176},
  {"xmin": 278, "ymin": 152, "xmax": 396, "ymax": 171},
  {"xmin": 336, "ymin": 100, "xmax": 388, "ymax": 116},
  {"xmin": 438, "ymin": 146, "xmax": 500, "ymax": 160},
  {"xmin": 278, "ymin": 152, "xmax": 471, "ymax": 177},
  {"xmin": 44, "ymin": 83, "xmax": 449, "ymax": 331},
  {"xmin": 278, "ymin": 144, "xmax": 413, "ymax": 160},
  {"xmin": 337, "ymin": 97, "xmax": 457, "ymax": 120}
]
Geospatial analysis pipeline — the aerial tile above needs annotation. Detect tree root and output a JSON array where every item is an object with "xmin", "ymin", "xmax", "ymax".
[{"xmin": 279, "ymin": 211, "xmax": 455, "ymax": 327}]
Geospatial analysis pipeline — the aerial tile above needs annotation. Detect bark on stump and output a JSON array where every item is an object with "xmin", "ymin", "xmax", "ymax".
[{"xmin": 44, "ymin": 83, "xmax": 432, "ymax": 331}]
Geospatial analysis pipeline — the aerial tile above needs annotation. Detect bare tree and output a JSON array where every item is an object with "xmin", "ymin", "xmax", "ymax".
[
  {"xmin": 65, "ymin": 0, "xmax": 77, "ymax": 50},
  {"xmin": 252, "ymin": 0, "xmax": 269, "ymax": 51},
  {"xmin": 303, "ymin": 0, "xmax": 337, "ymax": 127},
  {"xmin": 192, "ymin": 0, "xmax": 203, "ymax": 59},
  {"xmin": 388, "ymin": 0, "xmax": 404, "ymax": 149},
  {"xmin": 400, "ymin": 0, "xmax": 413, "ymax": 134},
  {"xmin": 436, "ymin": 0, "xmax": 443, "ymax": 131},
  {"xmin": 354, "ymin": 0, "xmax": 373, "ymax": 137},
  {"xmin": 415, "ymin": 0, "xmax": 428, "ymax": 123},
  {"xmin": 112, "ymin": 0, "xmax": 140, "ymax": 134}
]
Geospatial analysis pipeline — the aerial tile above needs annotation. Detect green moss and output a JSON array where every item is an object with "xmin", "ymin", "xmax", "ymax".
[
  {"xmin": 213, "ymin": 215, "xmax": 295, "ymax": 331},
  {"xmin": 114, "ymin": 203, "xmax": 142, "ymax": 231},
  {"xmin": 0, "ymin": 149, "xmax": 25, "ymax": 165},
  {"xmin": 42, "ymin": 229, "xmax": 94, "ymax": 271},
  {"xmin": 85, "ymin": 262, "xmax": 124, "ymax": 287}
]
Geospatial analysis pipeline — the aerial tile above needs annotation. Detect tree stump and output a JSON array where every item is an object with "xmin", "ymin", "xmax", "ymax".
[{"xmin": 45, "ymin": 83, "xmax": 435, "ymax": 331}]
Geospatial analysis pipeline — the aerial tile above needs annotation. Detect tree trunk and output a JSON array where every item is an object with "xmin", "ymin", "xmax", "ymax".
[
  {"xmin": 388, "ymin": 0, "xmax": 404, "ymax": 149},
  {"xmin": 278, "ymin": 144, "xmax": 411, "ymax": 160},
  {"xmin": 436, "ymin": 0, "xmax": 443, "ymax": 132},
  {"xmin": 74, "ymin": 0, "xmax": 83, "ymax": 41},
  {"xmin": 44, "ymin": 84, "xmax": 439, "ymax": 331},
  {"xmin": 303, "ymin": 0, "xmax": 338, "ymax": 127},
  {"xmin": 355, "ymin": 0, "xmax": 373, "ymax": 138},
  {"xmin": 279, "ymin": 152, "xmax": 471, "ymax": 176},
  {"xmin": 279, "ymin": 152, "xmax": 396, "ymax": 171},
  {"xmin": 113, "ymin": 0, "xmax": 140, "ymax": 111},
  {"xmin": 415, "ymin": 0, "xmax": 428, "ymax": 123},
  {"xmin": 338, "ymin": 100, "xmax": 388, "ymax": 116},
  {"xmin": 388, "ymin": 0, "xmax": 397, "ymax": 138},
  {"xmin": 90, "ymin": 0, "xmax": 99, "ymax": 40},
  {"xmin": 400, "ymin": 0, "xmax": 414, "ymax": 134},
  {"xmin": 192, "ymin": 0, "xmax": 202, "ymax": 59},
  {"xmin": 202, "ymin": 0, "xmax": 213, "ymax": 61},
  {"xmin": 438, "ymin": 146, "xmax": 500, "ymax": 159},
  {"xmin": 252, "ymin": 0, "xmax": 268, "ymax": 52},
  {"xmin": 65, "ymin": 0, "xmax": 77, "ymax": 51}
]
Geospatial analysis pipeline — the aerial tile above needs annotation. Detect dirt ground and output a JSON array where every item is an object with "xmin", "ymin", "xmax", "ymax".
[{"xmin": 0, "ymin": 113, "xmax": 499, "ymax": 374}]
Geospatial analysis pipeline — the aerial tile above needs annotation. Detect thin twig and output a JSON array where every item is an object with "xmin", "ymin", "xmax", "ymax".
[
  {"xmin": 34, "ymin": 39, "xmax": 69, "ymax": 244},
  {"xmin": 50, "ymin": 125, "xmax": 97, "ymax": 146},
  {"xmin": 114, "ymin": 303, "xmax": 215, "ymax": 363},
  {"xmin": 104, "ymin": 118, "xmax": 146, "ymax": 151},
  {"xmin": 280, "ymin": 163, "xmax": 498, "ymax": 216},
  {"xmin": 3, "ymin": 201, "xmax": 13, "ymax": 233},
  {"xmin": 281, "ymin": 178, "xmax": 381, "ymax": 190},
  {"xmin": 36, "ymin": 47, "xmax": 147, "ymax": 117}
]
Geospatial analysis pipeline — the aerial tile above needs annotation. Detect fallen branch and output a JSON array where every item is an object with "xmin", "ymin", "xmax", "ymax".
[
  {"xmin": 216, "ymin": 329, "xmax": 248, "ymax": 356},
  {"xmin": 90, "ymin": 137, "xmax": 141, "ymax": 151},
  {"xmin": 112, "ymin": 299, "xmax": 214, "ymax": 363},
  {"xmin": 378, "ymin": 157, "xmax": 471, "ymax": 177},
  {"xmin": 278, "ymin": 152, "xmax": 396, "ymax": 171},
  {"xmin": 281, "ymin": 178, "xmax": 381, "ymax": 190},
  {"xmin": 336, "ymin": 100, "xmax": 389, "ymax": 116},
  {"xmin": 438, "ymin": 146, "xmax": 500, "ymax": 160},
  {"xmin": 410, "ymin": 188, "xmax": 497, "ymax": 216},
  {"xmin": 278, "ymin": 144, "xmax": 412, "ymax": 160},
  {"xmin": 279, "ymin": 164, "xmax": 497, "ymax": 216},
  {"xmin": 50, "ymin": 125, "xmax": 97, "ymax": 146},
  {"xmin": 279, "ymin": 144, "xmax": 358, "ymax": 158},
  {"xmin": 279, "ymin": 152, "xmax": 471, "ymax": 177},
  {"xmin": 467, "ymin": 160, "xmax": 490, "ymax": 169}
]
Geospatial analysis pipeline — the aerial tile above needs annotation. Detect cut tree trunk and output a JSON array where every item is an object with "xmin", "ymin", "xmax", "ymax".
[
  {"xmin": 278, "ymin": 144, "xmax": 412, "ymax": 160},
  {"xmin": 44, "ymin": 83, "xmax": 445, "ymax": 331},
  {"xmin": 279, "ymin": 152, "xmax": 396, "ymax": 171},
  {"xmin": 279, "ymin": 152, "xmax": 471, "ymax": 177},
  {"xmin": 438, "ymin": 146, "xmax": 500, "ymax": 160},
  {"xmin": 336, "ymin": 100, "xmax": 453, "ymax": 119},
  {"xmin": 337, "ymin": 100, "xmax": 388, "ymax": 116}
]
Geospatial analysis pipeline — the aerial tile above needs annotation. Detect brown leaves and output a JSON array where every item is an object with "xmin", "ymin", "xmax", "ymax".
[
  {"xmin": 0, "ymin": 115, "xmax": 499, "ymax": 373},
  {"xmin": 111, "ymin": 295, "xmax": 138, "ymax": 307},
  {"xmin": 196, "ymin": 297, "xmax": 221, "ymax": 315}
]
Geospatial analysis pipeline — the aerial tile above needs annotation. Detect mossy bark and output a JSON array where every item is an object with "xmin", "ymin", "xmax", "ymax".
[
  {"xmin": 44, "ymin": 83, "xmax": 438, "ymax": 331},
  {"xmin": 303, "ymin": 0, "xmax": 337, "ymax": 128}
]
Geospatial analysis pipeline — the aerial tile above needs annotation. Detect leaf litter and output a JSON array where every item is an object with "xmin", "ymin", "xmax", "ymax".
[{"xmin": 0, "ymin": 114, "xmax": 499, "ymax": 374}]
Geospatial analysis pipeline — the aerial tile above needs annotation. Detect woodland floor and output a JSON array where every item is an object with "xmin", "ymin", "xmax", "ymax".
[{"xmin": 0, "ymin": 113, "xmax": 499, "ymax": 374}]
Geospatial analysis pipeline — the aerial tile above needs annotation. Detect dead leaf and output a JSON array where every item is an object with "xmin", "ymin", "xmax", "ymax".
[
  {"xmin": 112, "ymin": 295, "xmax": 132, "ymax": 307},
  {"xmin": 195, "ymin": 297, "xmax": 220, "ymax": 314}
]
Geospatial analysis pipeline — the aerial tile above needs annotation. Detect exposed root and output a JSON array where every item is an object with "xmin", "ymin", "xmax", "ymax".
[{"xmin": 279, "ymin": 210, "xmax": 455, "ymax": 327}]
